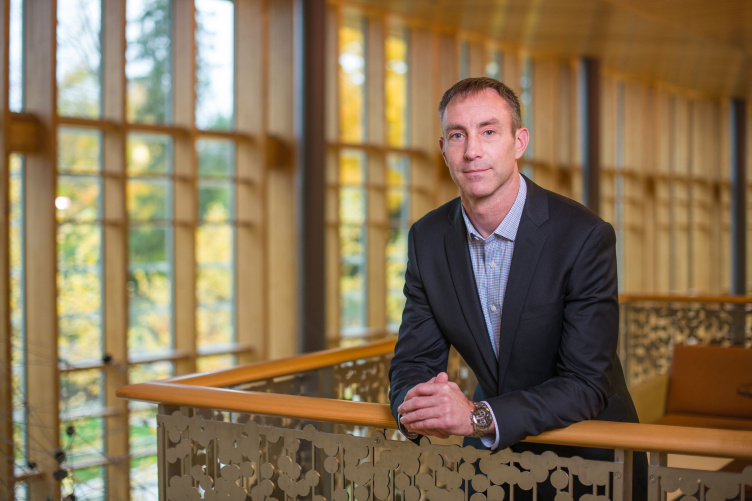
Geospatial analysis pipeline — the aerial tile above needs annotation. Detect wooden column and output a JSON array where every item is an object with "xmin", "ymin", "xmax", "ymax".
[
  {"xmin": 173, "ymin": 1, "xmax": 197, "ymax": 375},
  {"xmin": 267, "ymin": 0, "xmax": 297, "ymax": 359},
  {"xmin": 297, "ymin": 0, "xmax": 326, "ymax": 352},
  {"xmin": 101, "ymin": 0, "xmax": 130, "ymax": 495},
  {"xmin": 235, "ymin": 0, "xmax": 266, "ymax": 364},
  {"xmin": 24, "ymin": 0, "xmax": 61, "ymax": 498},
  {"xmin": 0, "ymin": 0, "xmax": 12, "ymax": 497},
  {"xmin": 581, "ymin": 58, "xmax": 601, "ymax": 215},
  {"xmin": 730, "ymin": 99, "xmax": 747, "ymax": 345}
]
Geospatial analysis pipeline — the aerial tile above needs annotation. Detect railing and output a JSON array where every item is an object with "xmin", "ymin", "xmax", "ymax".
[
  {"xmin": 118, "ymin": 323, "xmax": 752, "ymax": 501},
  {"xmin": 619, "ymin": 294, "xmax": 752, "ymax": 385}
]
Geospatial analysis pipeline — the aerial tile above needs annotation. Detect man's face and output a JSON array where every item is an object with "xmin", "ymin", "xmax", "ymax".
[{"xmin": 439, "ymin": 89, "xmax": 528, "ymax": 205}]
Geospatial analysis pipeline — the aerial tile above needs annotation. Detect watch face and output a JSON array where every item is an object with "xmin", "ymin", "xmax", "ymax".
[{"xmin": 471, "ymin": 402, "xmax": 492, "ymax": 436}]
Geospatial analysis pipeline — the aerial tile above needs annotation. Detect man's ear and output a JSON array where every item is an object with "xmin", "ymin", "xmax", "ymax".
[
  {"xmin": 439, "ymin": 136, "xmax": 448, "ymax": 165},
  {"xmin": 514, "ymin": 127, "xmax": 529, "ymax": 160}
]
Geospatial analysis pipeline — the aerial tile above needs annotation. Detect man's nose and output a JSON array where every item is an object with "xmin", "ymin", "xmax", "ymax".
[{"xmin": 464, "ymin": 134, "xmax": 482, "ymax": 160}]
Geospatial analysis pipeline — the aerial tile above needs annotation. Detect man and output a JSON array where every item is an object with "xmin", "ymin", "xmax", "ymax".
[{"xmin": 388, "ymin": 77, "xmax": 645, "ymax": 495}]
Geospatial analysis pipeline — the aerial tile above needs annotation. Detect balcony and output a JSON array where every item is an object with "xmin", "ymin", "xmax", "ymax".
[{"xmin": 118, "ymin": 296, "xmax": 752, "ymax": 500}]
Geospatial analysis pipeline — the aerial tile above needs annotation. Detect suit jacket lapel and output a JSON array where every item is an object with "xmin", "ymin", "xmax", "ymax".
[
  {"xmin": 444, "ymin": 201, "xmax": 498, "ymax": 380},
  {"xmin": 497, "ymin": 177, "xmax": 549, "ymax": 390}
]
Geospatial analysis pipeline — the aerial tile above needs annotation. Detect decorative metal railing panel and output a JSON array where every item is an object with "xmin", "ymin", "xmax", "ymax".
[
  {"xmin": 230, "ymin": 348, "xmax": 477, "ymax": 405},
  {"xmin": 619, "ymin": 299, "xmax": 752, "ymax": 386},
  {"xmin": 159, "ymin": 408, "xmax": 628, "ymax": 501},
  {"xmin": 649, "ymin": 464, "xmax": 752, "ymax": 500}
]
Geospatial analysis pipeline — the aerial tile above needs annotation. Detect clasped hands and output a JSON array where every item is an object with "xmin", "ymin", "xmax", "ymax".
[{"xmin": 398, "ymin": 372, "xmax": 493, "ymax": 439}]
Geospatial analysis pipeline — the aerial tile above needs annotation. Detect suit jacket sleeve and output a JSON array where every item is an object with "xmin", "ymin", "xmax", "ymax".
[{"xmin": 388, "ymin": 223, "xmax": 451, "ymax": 423}]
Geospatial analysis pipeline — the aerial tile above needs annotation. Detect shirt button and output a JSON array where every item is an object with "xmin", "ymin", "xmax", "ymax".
[
  {"xmin": 489, "ymin": 262, "xmax": 496, "ymax": 269},
  {"xmin": 490, "ymin": 305, "xmax": 497, "ymax": 312}
]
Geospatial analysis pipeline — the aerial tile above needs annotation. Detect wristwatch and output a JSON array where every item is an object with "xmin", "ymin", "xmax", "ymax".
[{"xmin": 469, "ymin": 401, "xmax": 493, "ymax": 438}]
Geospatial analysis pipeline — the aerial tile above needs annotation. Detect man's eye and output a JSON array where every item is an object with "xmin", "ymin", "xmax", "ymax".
[
  {"xmin": 451, "ymin": 133, "xmax": 463, "ymax": 139},
  {"xmin": 483, "ymin": 130, "xmax": 495, "ymax": 136}
]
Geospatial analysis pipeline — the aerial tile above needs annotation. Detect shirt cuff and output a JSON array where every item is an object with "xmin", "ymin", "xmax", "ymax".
[{"xmin": 479, "ymin": 400, "xmax": 500, "ymax": 449}]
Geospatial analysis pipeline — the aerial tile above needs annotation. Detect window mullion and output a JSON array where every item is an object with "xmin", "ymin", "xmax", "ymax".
[
  {"xmin": 102, "ymin": 0, "xmax": 130, "ymax": 497},
  {"xmin": 23, "ymin": 0, "xmax": 61, "ymax": 499},
  {"xmin": 173, "ymin": 0, "xmax": 197, "ymax": 376}
]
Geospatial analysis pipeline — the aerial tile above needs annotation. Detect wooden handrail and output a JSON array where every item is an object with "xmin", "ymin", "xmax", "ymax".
[
  {"xmin": 619, "ymin": 293, "xmax": 752, "ymax": 304},
  {"xmin": 117, "ymin": 298, "xmax": 752, "ymax": 463},
  {"xmin": 166, "ymin": 338, "xmax": 397, "ymax": 387},
  {"xmin": 116, "ymin": 380, "xmax": 752, "ymax": 460}
]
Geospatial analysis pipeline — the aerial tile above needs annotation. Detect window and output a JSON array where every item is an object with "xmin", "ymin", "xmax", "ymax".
[
  {"xmin": 339, "ymin": 149, "xmax": 368, "ymax": 335},
  {"xmin": 5, "ymin": 1, "xmax": 251, "ymax": 498},
  {"xmin": 386, "ymin": 154, "xmax": 410, "ymax": 329},
  {"xmin": 335, "ymin": 13, "xmax": 413, "ymax": 339}
]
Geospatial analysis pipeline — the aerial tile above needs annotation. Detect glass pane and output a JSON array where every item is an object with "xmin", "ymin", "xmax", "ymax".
[
  {"xmin": 9, "ymin": 0, "xmax": 25, "ymax": 111},
  {"xmin": 196, "ymin": 224, "xmax": 234, "ymax": 348},
  {"xmin": 57, "ymin": 0, "xmax": 102, "ymax": 118},
  {"xmin": 485, "ymin": 49, "xmax": 502, "ymax": 80},
  {"xmin": 126, "ymin": 0, "xmax": 173, "ymax": 124},
  {"xmin": 197, "ymin": 306, "xmax": 233, "ymax": 346},
  {"xmin": 59, "ymin": 128, "xmax": 102, "ymax": 174},
  {"xmin": 195, "ymin": 0, "xmax": 235, "ymax": 130},
  {"xmin": 59, "ymin": 314, "xmax": 103, "ymax": 365},
  {"xmin": 197, "ymin": 138, "xmax": 234, "ymax": 177},
  {"xmin": 339, "ymin": 150, "xmax": 366, "ymax": 185},
  {"xmin": 10, "ymin": 154, "xmax": 26, "ymax": 477},
  {"xmin": 197, "ymin": 138, "xmax": 236, "ymax": 353},
  {"xmin": 130, "ymin": 455, "xmax": 159, "ymax": 500},
  {"xmin": 129, "ymin": 226, "xmax": 170, "ymax": 265},
  {"xmin": 128, "ymin": 307, "xmax": 172, "ymax": 353},
  {"xmin": 199, "ymin": 182, "xmax": 232, "ymax": 222},
  {"xmin": 386, "ymin": 231, "xmax": 407, "ymax": 328},
  {"xmin": 196, "ymin": 264, "xmax": 233, "ymax": 302},
  {"xmin": 197, "ymin": 354, "xmax": 235, "ymax": 372},
  {"xmin": 340, "ymin": 187, "xmax": 366, "ymax": 224},
  {"xmin": 56, "ymin": 124, "xmax": 104, "ymax": 370},
  {"xmin": 459, "ymin": 41, "xmax": 469, "ymax": 80},
  {"xmin": 127, "ymin": 133, "xmax": 173, "ymax": 175},
  {"xmin": 386, "ymin": 25, "xmax": 409, "ymax": 148},
  {"xmin": 386, "ymin": 154, "xmax": 409, "ymax": 329},
  {"xmin": 520, "ymin": 57, "xmax": 533, "ymax": 158},
  {"xmin": 60, "ymin": 417, "xmax": 104, "ymax": 464},
  {"xmin": 387, "ymin": 189, "xmax": 407, "ymax": 223},
  {"xmin": 340, "ymin": 224, "xmax": 366, "ymax": 333},
  {"xmin": 128, "ymin": 179, "xmax": 171, "ymax": 221},
  {"xmin": 128, "ymin": 223, "xmax": 173, "ymax": 354},
  {"xmin": 339, "ymin": 149, "xmax": 368, "ymax": 334},
  {"xmin": 58, "ymin": 222, "xmax": 103, "ymax": 366},
  {"xmin": 129, "ymin": 362, "xmax": 173, "ymax": 385},
  {"xmin": 57, "ymin": 222, "xmax": 102, "ymax": 268},
  {"xmin": 129, "ymin": 406, "xmax": 158, "ymax": 453},
  {"xmin": 57, "ymin": 176, "xmax": 101, "ymax": 222},
  {"xmin": 60, "ymin": 369, "xmax": 103, "ymax": 417},
  {"xmin": 61, "ymin": 465, "xmax": 105, "ymax": 501},
  {"xmin": 386, "ymin": 154, "xmax": 408, "ymax": 187},
  {"xmin": 339, "ymin": 11, "xmax": 366, "ymax": 143},
  {"xmin": 196, "ymin": 224, "xmax": 233, "ymax": 265}
]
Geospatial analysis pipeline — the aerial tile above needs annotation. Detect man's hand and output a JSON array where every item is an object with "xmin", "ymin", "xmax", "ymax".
[{"xmin": 397, "ymin": 372, "xmax": 486, "ymax": 439}]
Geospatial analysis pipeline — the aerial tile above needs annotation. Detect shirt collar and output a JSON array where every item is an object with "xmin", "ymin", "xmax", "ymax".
[{"xmin": 462, "ymin": 174, "xmax": 527, "ymax": 242}]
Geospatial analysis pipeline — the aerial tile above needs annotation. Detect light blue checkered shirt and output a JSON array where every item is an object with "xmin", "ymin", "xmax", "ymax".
[{"xmin": 461, "ymin": 175, "xmax": 527, "ymax": 357}]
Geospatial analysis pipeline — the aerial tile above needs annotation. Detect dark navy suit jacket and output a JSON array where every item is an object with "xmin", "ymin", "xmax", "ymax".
[{"xmin": 388, "ymin": 176, "xmax": 640, "ymax": 450}]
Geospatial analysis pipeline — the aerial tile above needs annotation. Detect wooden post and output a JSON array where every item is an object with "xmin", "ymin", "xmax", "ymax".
[
  {"xmin": 102, "ymin": 0, "xmax": 130, "ymax": 496},
  {"xmin": 0, "ymin": 0, "xmax": 13, "ymax": 497},
  {"xmin": 24, "ymin": 0, "xmax": 61, "ymax": 498}
]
